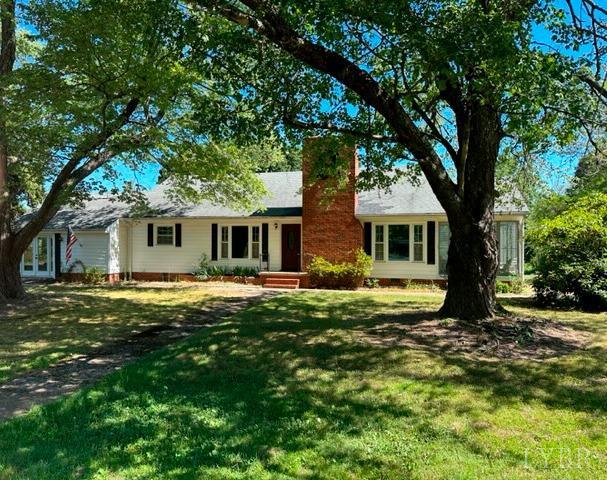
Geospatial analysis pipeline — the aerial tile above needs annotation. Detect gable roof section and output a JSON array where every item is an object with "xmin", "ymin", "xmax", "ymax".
[{"xmin": 29, "ymin": 171, "xmax": 528, "ymax": 231}]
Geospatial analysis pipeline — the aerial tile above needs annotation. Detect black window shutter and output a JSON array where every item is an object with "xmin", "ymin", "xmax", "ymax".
[
  {"xmin": 147, "ymin": 223, "xmax": 154, "ymax": 247},
  {"xmin": 262, "ymin": 223, "xmax": 269, "ymax": 256},
  {"xmin": 54, "ymin": 233, "xmax": 62, "ymax": 279},
  {"xmin": 427, "ymin": 221, "xmax": 436, "ymax": 264},
  {"xmin": 211, "ymin": 223, "xmax": 218, "ymax": 260},
  {"xmin": 175, "ymin": 223, "xmax": 182, "ymax": 247},
  {"xmin": 364, "ymin": 222, "xmax": 372, "ymax": 256}
]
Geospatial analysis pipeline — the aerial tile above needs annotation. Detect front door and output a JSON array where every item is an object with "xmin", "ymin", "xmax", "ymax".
[
  {"xmin": 281, "ymin": 224, "xmax": 301, "ymax": 272},
  {"xmin": 21, "ymin": 235, "xmax": 54, "ymax": 278}
]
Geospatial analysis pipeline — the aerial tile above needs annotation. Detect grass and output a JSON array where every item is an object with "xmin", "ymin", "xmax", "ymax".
[
  {"xmin": 1, "ymin": 289, "xmax": 607, "ymax": 479},
  {"xmin": 0, "ymin": 284, "xmax": 218, "ymax": 384}
]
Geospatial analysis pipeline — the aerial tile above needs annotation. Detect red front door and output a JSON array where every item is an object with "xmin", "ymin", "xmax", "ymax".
[{"xmin": 281, "ymin": 224, "xmax": 301, "ymax": 272}]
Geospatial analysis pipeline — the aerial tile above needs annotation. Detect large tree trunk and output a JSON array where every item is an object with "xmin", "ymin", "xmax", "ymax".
[
  {"xmin": 0, "ymin": 242, "xmax": 25, "ymax": 301},
  {"xmin": 440, "ymin": 216, "xmax": 498, "ymax": 319},
  {"xmin": 439, "ymin": 102, "xmax": 501, "ymax": 320}
]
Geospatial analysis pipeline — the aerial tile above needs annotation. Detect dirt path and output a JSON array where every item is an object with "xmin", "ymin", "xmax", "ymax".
[{"xmin": 0, "ymin": 288, "xmax": 279, "ymax": 421}]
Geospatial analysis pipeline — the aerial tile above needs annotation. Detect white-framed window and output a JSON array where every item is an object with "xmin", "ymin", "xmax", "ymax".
[
  {"xmin": 438, "ymin": 222, "xmax": 450, "ymax": 276},
  {"xmin": 221, "ymin": 226, "xmax": 229, "ymax": 259},
  {"xmin": 374, "ymin": 225, "xmax": 385, "ymax": 261},
  {"xmin": 437, "ymin": 221, "xmax": 520, "ymax": 277},
  {"xmin": 413, "ymin": 224, "xmax": 424, "ymax": 262},
  {"xmin": 251, "ymin": 226, "xmax": 260, "ymax": 259},
  {"xmin": 388, "ymin": 224, "xmax": 410, "ymax": 261},
  {"xmin": 218, "ymin": 224, "xmax": 262, "ymax": 260},
  {"xmin": 156, "ymin": 226, "xmax": 174, "ymax": 246},
  {"xmin": 498, "ymin": 221, "xmax": 519, "ymax": 275}
]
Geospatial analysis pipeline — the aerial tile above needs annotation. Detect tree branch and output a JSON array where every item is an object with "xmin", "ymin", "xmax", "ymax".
[{"xmin": 204, "ymin": 0, "xmax": 463, "ymax": 214}]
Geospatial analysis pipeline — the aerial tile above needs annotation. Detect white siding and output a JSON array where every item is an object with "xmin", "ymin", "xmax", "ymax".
[
  {"xmin": 359, "ymin": 214, "xmax": 525, "ymax": 280},
  {"xmin": 128, "ymin": 217, "xmax": 300, "ymax": 273},
  {"xmin": 61, "ymin": 231, "xmax": 109, "ymax": 273}
]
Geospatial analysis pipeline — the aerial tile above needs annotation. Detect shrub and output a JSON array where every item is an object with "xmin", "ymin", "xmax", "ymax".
[
  {"xmin": 232, "ymin": 266, "xmax": 259, "ymax": 277},
  {"xmin": 193, "ymin": 255, "xmax": 259, "ymax": 280},
  {"xmin": 495, "ymin": 280, "xmax": 512, "ymax": 294},
  {"xmin": 529, "ymin": 193, "xmax": 607, "ymax": 310},
  {"xmin": 308, "ymin": 249, "xmax": 372, "ymax": 289},
  {"xmin": 510, "ymin": 278, "xmax": 525, "ymax": 294},
  {"xmin": 83, "ymin": 267, "xmax": 106, "ymax": 285},
  {"xmin": 364, "ymin": 277, "xmax": 380, "ymax": 288}
]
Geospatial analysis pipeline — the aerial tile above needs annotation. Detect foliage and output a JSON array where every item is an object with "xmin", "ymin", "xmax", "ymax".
[
  {"xmin": 529, "ymin": 193, "xmax": 607, "ymax": 310},
  {"xmin": 83, "ymin": 267, "xmax": 107, "ymax": 285},
  {"xmin": 193, "ymin": 255, "xmax": 258, "ymax": 280},
  {"xmin": 231, "ymin": 266, "xmax": 259, "ymax": 277},
  {"xmin": 496, "ymin": 281, "xmax": 512, "ymax": 294},
  {"xmin": 308, "ymin": 249, "xmax": 372, "ymax": 289},
  {"xmin": 190, "ymin": 0, "xmax": 598, "ymax": 189},
  {"xmin": 364, "ymin": 277, "xmax": 380, "ymax": 289}
]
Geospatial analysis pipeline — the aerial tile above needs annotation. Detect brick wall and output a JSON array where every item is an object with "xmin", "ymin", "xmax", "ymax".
[{"xmin": 301, "ymin": 137, "xmax": 364, "ymax": 270}]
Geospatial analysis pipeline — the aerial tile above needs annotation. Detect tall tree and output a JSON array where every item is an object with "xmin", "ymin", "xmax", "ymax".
[
  {"xmin": 187, "ymin": 0, "xmax": 595, "ymax": 319},
  {"xmin": 0, "ymin": 0, "xmax": 268, "ymax": 301}
]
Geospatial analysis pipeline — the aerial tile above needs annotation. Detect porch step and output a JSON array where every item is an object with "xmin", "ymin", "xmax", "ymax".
[{"xmin": 263, "ymin": 277, "xmax": 300, "ymax": 289}]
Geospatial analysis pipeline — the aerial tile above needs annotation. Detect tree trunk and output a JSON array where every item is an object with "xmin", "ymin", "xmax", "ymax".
[
  {"xmin": 439, "ymin": 102, "xmax": 501, "ymax": 320},
  {"xmin": 0, "ymin": 239, "xmax": 25, "ymax": 301},
  {"xmin": 439, "ymin": 217, "xmax": 498, "ymax": 319}
]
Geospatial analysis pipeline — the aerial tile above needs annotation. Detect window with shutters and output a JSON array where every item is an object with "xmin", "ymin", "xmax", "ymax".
[
  {"xmin": 156, "ymin": 226, "xmax": 174, "ymax": 246},
  {"xmin": 221, "ymin": 226, "xmax": 229, "ymax": 259}
]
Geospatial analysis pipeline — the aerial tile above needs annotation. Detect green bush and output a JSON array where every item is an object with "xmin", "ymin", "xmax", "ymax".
[
  {"xmin": 83, "ymin": 267, "xmax": 106, "ymax": 285},
  {"xmin": 529, "ymin": 193, "xmax": 607, "ymax": 310},
  {"xmin": 495, "ymin": 280, "xmax": 512, "ymax": 294},
  {"xmin": 308, "ymin": 249, "xmax": 372, "ymax": 289},
  {"xmin": 364, "ymin": 277, "xmax": 380, "ymax": 288},
  {"xmin": 193, "ymin": 254, "xmax": 213, "ymax": 280},
  {"xmin": 232, "ymin": 266, "xmax": 259, "ymax": 277},
  {"xmin": 193, "ymin": 255, "xmax": 258, "ymax": 280},
  {"xmin": 510, "ymin": 278, "xmax": 525, "ymax": 294}
]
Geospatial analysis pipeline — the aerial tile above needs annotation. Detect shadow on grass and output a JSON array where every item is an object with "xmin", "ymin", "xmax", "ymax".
[
  {"xmin": 0, "ymin": 291, "xmax": 605, "ymax": 478},
  {"xmin": 0, "ymin": 285, "xmax": 216, "ymax": 383}
]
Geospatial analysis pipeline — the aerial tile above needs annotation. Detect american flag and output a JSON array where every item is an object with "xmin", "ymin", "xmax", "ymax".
[{"xmin": 66, "ymin": 226, "xmax": 78, "ymax": 264}]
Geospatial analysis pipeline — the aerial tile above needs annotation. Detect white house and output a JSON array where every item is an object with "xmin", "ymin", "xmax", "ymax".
[{"xmin": 20, "ymin": 140, "xmax": 527, "ymax": 288}]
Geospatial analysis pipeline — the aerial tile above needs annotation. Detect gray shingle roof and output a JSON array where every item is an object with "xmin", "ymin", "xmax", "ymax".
[{"xmin": 30, "ymin": 171, "xmax": 528, "ymax": 230}]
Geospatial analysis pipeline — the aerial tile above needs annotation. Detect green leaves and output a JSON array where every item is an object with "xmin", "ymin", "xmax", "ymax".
[{"xmin": 529, "ymin": 192, "xmax": 607, "ymax": 309}]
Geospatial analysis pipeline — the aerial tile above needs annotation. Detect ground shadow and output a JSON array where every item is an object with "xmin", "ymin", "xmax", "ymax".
[{"xmin": 0, "ymin": 290, "xmax": 605, "ymax": 478}]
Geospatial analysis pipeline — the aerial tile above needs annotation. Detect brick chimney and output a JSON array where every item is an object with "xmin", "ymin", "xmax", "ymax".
[{"xmin": 301, "ymin": 137, "xmax": 364, "ymax": 270}]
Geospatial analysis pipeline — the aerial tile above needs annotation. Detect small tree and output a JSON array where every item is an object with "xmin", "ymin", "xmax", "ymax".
[{"xmin": 529, "ymin": 193, "xmax": 607, "ymax": 310}]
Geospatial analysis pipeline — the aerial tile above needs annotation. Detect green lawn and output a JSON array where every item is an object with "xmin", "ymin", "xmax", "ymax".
[
  {"xmin": 0, "ymin": 284, "xmax": 217, "ymax": 384},
  {"xmin": 1, "ymin": 290, "xmax": 607, "ymax": 479}
]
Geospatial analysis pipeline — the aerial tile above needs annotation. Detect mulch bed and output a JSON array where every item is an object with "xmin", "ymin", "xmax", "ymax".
[{"xmin": 361, "ymin": 314, "xmax": 591, "ymax": 361}]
